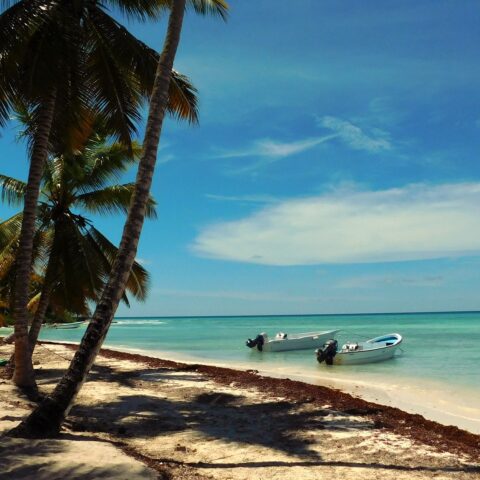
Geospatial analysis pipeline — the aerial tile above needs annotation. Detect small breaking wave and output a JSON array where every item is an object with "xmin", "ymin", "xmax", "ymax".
[{"xmin": 113, "ymin": 320, "xmax": 166, "ymax": 326}]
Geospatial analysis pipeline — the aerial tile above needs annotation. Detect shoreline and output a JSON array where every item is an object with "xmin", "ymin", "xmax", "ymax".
[
  {"xmin": 50, "ymin": 340, "xmax": 480, "ymax": 435},
  {"xmin": 40, "ymin": 340, "xmax": 480, "ymax": 459},
  {"xmin": 2, "ymin": 339, "xmax": 480, "ymax": 479}
]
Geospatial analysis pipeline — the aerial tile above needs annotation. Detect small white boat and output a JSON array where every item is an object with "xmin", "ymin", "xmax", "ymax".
[
  {"xmin": 316, "ymin": 333, "xmax": 403, "ymax": 365},
  {"xmin": 46, "ymin": 321, "xmax": 85, "ymax": 330},
  {"xmin": 246, "ymin": 330, "xmax": 339, "ymax": 352}
]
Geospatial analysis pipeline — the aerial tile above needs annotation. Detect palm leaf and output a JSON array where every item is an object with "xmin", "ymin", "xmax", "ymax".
[
  {"xmin": 106, "ymin": 0, "xmax": 167, "ymax": 21},
  {"xmin": 87, "ymin": 225, "xmax": 150, "ymax": 301},
  {"xmin": 84, "ymin": 11, "xmax": 142, "ymax": 146},
  {"xmin": 0, "ymin": 212, "xmax": 23, "ymax": 247},
  {"xmin": 0, "ymin": 174, "xmax": 26, "ymax": 206},
  {"xmin": 74, "ymin": 139, "xmax": 142, "ymax": 192},
  {"xmin": 108, "ymin": 0, "xmax": 229, "ymax": 21},
  {"xmin": 169, "ymin": 70, "xmax": 198, "ymax": 123},
  {"xmin": 86, "ymin": 7, "xmax": 198, "ymax": 123},
  {"xmin": 75, "ymin": 183, "xmax": 157, "ymax": 218},
  {"xmin": 188, "ymin": 0, "xmax": 229, "ymax": 20}
]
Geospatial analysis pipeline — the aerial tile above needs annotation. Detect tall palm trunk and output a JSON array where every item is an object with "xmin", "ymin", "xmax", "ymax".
[
  {"xmin": 5, "ymin": 227, "xmax": 57, "ymax": 375},
  {"xmin": 9, "ymin": 0, "xmax": 186, "ymax": 438},
  {"xmin": 13, "ymin": 91, "xmax": 56, "ymax": 396}
]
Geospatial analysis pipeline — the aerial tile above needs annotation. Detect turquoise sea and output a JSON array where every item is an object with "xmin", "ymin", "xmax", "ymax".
[
  {"xmin": 35, "ymin": 311, "xmax": 480, "ymax": 388},
  {"xmin": 2, "ymin": 311, "xmax": 479, "ymax": 430}
]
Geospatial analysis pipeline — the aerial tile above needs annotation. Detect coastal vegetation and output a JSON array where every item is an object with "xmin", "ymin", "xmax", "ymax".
[
  {"xmin": 0, "ymin": 0, "xmax": 201, "ymax": 394},
  {"xmin": 0, "ymin": 121, "xmax": 155, "ymax": 358},
  {"xmin": 0, "ymin": 3, "xmax": 478, "ymax": 477},
  {"xmin": 0, "ymin": 0, "xmax": 228, "ymax": 437}
]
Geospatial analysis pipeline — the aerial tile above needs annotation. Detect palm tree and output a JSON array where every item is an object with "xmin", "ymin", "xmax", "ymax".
[
  {"xmin": 10, "ymin": 0, "xmax": 228, "ymax": 437},
  {"xmin": 0, "ymin": 128, "xmax": 155, "ymax": 354},
  {"xmin": 0, "ymin": 0, "xmax": 202, "ymax": 393}
]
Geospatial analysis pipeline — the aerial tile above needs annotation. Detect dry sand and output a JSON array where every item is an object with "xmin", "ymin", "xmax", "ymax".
[{"xmin": 0, "ymin": 340, "xmax": 479, "ymax": 480}]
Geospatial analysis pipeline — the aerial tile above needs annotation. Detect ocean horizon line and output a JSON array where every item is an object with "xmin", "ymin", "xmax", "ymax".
[{"xmin": 114, "ymin": 309, "xmax": 480, "ymax": 320}]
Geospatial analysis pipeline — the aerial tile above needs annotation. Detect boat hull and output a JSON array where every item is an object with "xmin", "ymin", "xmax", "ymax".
[
  {"xmin": 333, "ymin": 345, "xmax": 399, "ymax": 364},
  {"xmin": 331, "ymin": 333, "xmax": 402, "ymax": 365},
  {"xmin": 45, "ymin": 321, "xmax": 85, "ymax": 329},
  {"xmin": 263, "ymin": 330, "xmax": 339, "ymax": 352}
]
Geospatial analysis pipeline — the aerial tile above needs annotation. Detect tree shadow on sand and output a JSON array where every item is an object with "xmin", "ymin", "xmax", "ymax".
[
  {"xmin": 35, "ymin": 364, "xmax": 207, "ymax": 389},
  {"xmin": 0, "ymin": 436, "xmax": 158, "ymax": 480},
  {"xmin": 24, "ymin": 362, "xmax": 480, "ymax": 475},
  {"xmin": 68, "ymin": 386, "xmax": 374, "ymax": 459}
]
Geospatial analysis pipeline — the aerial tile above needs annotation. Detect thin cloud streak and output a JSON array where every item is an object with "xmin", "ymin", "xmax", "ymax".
[
  {"xmin": 152, "ymin": 288, "xmax": 317, "ymax": 303},
  {"xmin": 319, "ymin": 115, "xmax": 392, "ymax": 152},
  {"xmin": 205, "ymin": 193, "xmax": 280, "ymax": 204},
  {"xmin": 336, "ymin": 274, "xmax": 444, "ymax": 289},
  {"xmin": 192, "ymin": 182, "xmax": 480, "ymax": 266},
  {"xmin": 217, "ymin": 135, "xmax": 337, "ymax": 160}
]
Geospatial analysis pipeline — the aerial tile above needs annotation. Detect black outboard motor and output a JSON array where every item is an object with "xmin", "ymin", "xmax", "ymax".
[
  {"xmin": 316, "ymin": 339, "xmax": 338, "ymax": 365},
  {"xmin": 246, "ymin": 334, "xmax": 265, "ymax": 351}
]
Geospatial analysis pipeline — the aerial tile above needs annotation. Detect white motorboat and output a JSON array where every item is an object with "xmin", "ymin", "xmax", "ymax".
[
  {"xmin": 246, "ymin": 329, "xmax": 339, "ymax": 352},
  {"xmin": 316, "ymin": 333, "xmax": 403, "ymax": 365},
  {"xmin": 45, "ymin": 321, "xmax": 85, "ymax": 330}
]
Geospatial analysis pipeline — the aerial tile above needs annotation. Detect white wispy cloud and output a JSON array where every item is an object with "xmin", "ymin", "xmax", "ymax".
[
  {"xmin": 205, "ymin": 193, "xmax": 279, "ymax": 204},
  {"xmin": 215, "ymin": 112, "xmax": 392, "ymax": 175},
  {"xmin": 220, "ymin": 135, "xmax": 337, "ymax": 175},
  {"xmin": 158, "ymin": 153, "xmax": 175, "ymax": 165},
  {"xmin": 191, "ymin": 182, "xmax": 480, "ymax": 266},
  {"xmin": 152, "ymin": 288, "xmax": 317, "ymax": 303},
  {"xmin": 335, "ymin": 274, "xmax": 444, "ymax": 289},
  {"xmin": 319, "ymin": 115, "xmax": 392, "ymax": 152},
  {"xmin": 218, "ymin": 136, "xmax": 336, "ymax": 160}
]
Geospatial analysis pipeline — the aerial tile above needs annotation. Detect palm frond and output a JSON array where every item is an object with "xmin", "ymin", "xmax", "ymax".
[
  {"xmin": 75, "ymin": 183, "xmax": 157, "ymax": 218},
  {"xmin": 105, "ymin": 0, "xmax": 167, "ymax": 21},
  {"xmin": 74, "ymin": 140, "xmax": 142, "ymax": 192},
  {"xmin": 86, "ymin": 8, "xmax": 198, "ymax": 123},
  {"xmin": 84, "ymin": 12, "xmax": 142, "ymax": 146},
  {"xmin": 27, "ymin": 291, "xmax": 40, "ymax": 312},
  {"xmin": 188, "ymin": 0, "xmax": 229, "ymax": 20},
  {"xmin": 87, "ymin": 225, "xmax": 150, "ymax": 301},
  {"xmin": 169, "ymin": 70, "xmax": 198, "ymax": 124},
  {"xmin": 0, "ymin": 174, "xmax": 26, "ymax": 206},
  {"xmin": 55, "ymin": 219, "xmax": 104, "ymax": 300},
  {"xmin": 0, "ymin": 212, "xmax": 22, "ymax": 246}
]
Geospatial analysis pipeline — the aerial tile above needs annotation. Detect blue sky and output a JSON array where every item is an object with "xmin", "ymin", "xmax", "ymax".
[{"xmin": 2, "ymin": 0, "xmax": 480, "ymax": 316}]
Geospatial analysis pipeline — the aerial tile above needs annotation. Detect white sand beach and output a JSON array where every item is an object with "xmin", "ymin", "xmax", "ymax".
[{"xmin": 1, "ymin": 340, "xmax": 479, "ymax": 480}]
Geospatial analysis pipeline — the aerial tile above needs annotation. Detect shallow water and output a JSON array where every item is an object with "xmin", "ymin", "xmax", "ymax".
[
  {"xmin": 2, "ymin": 311, "xmax": 479, "ymax": 430},
  {"xmin": 3, "ymin": 311, "xmax": 477, "ymax": 388}
]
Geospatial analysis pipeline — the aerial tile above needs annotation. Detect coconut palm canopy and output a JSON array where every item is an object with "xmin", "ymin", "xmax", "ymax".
[
  {"xmin": 0, "ymin": 0, "xmax": 229, "ymax": 144},
  {"xmin": 0, "ymin": 0, "xmax": 226, "ymax": 392},
  {"xmin": 0, "ymin": 126, "xmax": 156, "ymax": 317}
]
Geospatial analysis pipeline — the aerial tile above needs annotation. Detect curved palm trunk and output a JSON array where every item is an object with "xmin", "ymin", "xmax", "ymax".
[
  {"xmin": 9, "ymin": 0, "xmax": 186, "ymax": 437},
  {"xmin": 13, "ymin": 91, "xmax": 56, "ymax": 396},
  {"xmin": 27, "ymin": 257, "xmax": 56, "ymax": 354},
  {"xmin": 27, "ymin": 286, "xmax": 52, "ymax": 352}
]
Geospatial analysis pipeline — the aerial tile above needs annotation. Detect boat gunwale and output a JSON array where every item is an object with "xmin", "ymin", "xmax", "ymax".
[
  {"xmin": 267, "ymin": 329, "xmax": 340, "ymax": 343},
  {"xmin": 338, "ymin": 333, "xmax": 402, "ymax": 354}
]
